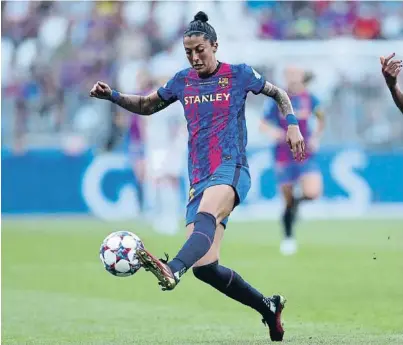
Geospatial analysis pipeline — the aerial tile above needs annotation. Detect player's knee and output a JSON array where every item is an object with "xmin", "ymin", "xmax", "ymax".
[
  {"xmin": 301, "ymin": 175, "xmax": 322, "ymax": 200},
  {"xmin": 192, "ymin": 261, "xmax": 219, "ymax": 282},
  {"xmin": 303, "ymin": 187, "xmax": 321, "ymax": 200}
]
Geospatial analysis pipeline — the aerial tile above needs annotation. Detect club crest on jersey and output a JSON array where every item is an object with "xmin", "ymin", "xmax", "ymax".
[{"xmin": 218, "ymin": 77, "xmax": 229, "ymax": 87}]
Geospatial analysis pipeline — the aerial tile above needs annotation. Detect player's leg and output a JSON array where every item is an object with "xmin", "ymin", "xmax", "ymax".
[
  {"xmin": 189, "ymin": 215, "xmax": 285, "ymax": 341},
  {"xmin": 280, "ymin": 182, "xmax": 298, "ymax": 255},
  {"xmin": 136, "ymin": 183, "xmax": 234, "ymax": 289},
  {"xmin": 166, "ymin": 184, "xmax": 235, "ymax": 277},
  {"xmin": 137, "ymin": 165, "xmax": 246, "ymax": 287},
  {"xmin": 137, "ymin": 167, "xmax": 286, "ymax": 340},
  {"xmin": 298, "ymin": 171, "xmax": 322, "ymax": 203},
  {"xmin": 275, "ymin": 162, "xmax": 298, "ymax": 255},
  {"xmin": 280, "ymin": 160, "xmax": 322, "ymax": 255},
  {"xmin": 281, "ymin": 183, "xmax": 295, "ymax": 239},
  {"xmin": 131, "ymin": 149, "xmax": 146, "ymax": 215},
  {"xmin": 153, "ymin": 176, "xmax": 181, "ymax": 235}
]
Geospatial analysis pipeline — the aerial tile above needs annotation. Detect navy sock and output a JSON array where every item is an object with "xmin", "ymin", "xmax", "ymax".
[
  {"xmin": 282, "ymin": 195, "xmax": 314, "ymax": 238},
  {"xmin": 193, "ymin": 262, "xmax": 266, "ymax": 315},
  {"xmin": 282, "ymin": 206, "xmax": 294, "ymax": 238},
  {"xmin": 168, "ymin": 212, "xmax": 216, "ymax": 277}
]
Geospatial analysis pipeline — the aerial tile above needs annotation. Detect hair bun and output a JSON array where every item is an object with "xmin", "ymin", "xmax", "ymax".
[{"xmin": 194, "ymin": 11, "xmax": 208, "ymax": 23}]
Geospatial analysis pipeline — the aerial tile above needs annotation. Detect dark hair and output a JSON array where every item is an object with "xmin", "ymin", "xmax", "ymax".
[
  {"xmin": 183, "ymin": 11, "xmax": 217, "ymax": 44},
  {"xmin": 303, "ymin": 71, "xmax": 314, "ymax": 85}
]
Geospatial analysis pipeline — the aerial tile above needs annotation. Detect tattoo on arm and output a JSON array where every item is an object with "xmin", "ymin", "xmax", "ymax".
[
  {"xmin": 115, "ymin": 92, "xmax": 171, "ymax": 115},
  {"xmin": 261, "ymin": 81, "xmax": 294, "ymax": 116}
]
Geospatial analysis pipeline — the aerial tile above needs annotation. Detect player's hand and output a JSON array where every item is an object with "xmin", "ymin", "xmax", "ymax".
[
  {"xmin": 89, "ymin": 81, "xmax": 112, "ymax": 100},
  {"xmin": 380, "ymin": 53, "xmax": 402, "ymax": 88},
  {"xmin": 286, "ymin": 125, "xmax": 305, "ymax": 161}
]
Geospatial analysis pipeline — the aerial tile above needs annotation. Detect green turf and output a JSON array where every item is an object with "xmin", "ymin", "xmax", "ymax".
[{"xmin": 2, "ymin": 219, "xmax": 403, "ymax": 344}]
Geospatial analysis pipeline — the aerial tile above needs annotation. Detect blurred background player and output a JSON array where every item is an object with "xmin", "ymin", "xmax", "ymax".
[
  {"xmin": 260, "ymin": 66, "xmax": 325, "ymax": 255},
  {"xmin": 118, "ymin": 69, "xmax": 153, "ymax": 217},
  {"xmin": 146, "ymin": 74, "xmax": 187, "ymax": 235},
  {"xmin": 380, "ymin": 53, "xmax": 403, "ymax": 114}
]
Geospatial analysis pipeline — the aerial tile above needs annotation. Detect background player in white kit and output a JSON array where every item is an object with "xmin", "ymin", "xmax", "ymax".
[{"xmin": 145, "ymin": 74, "xmax": 187, "ymax": 235}]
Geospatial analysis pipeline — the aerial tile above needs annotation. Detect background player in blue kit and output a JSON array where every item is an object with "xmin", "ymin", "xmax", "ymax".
[
  {"xmin": 260, "ymin": 66, "xmax": 325, "ymax": 256},
  {"xmin": 90, "ymin": 12, "xmax": 305, "ymax": 342}
]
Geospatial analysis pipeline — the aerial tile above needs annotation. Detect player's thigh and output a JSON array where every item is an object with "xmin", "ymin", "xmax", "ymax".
[
  {"xmin": 300, "ymin": 172, "xmax": 322, "ymax": 199},
  {"xmin": 132, "ymin": 158, "xmax": 146, "ymax": 181},
  {"xmin": 198, "ymin": 184, "xmax": 236, "ymax": 225},
  {"xmin": 186, "ymin": 222, "xmax": 225, "ymax": 267},
  {"xmin": 280, "ymin": 183, "xmax": 294, "ymax": 207}
]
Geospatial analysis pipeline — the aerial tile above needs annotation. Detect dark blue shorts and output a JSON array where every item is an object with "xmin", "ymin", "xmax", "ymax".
[
  {"xmin": 186, "ymin": 164, "xmax": 251, "ymax": 228},
  {"xmin": 275, "ymin": 157, "xmax": 319, "ymax": 185}
]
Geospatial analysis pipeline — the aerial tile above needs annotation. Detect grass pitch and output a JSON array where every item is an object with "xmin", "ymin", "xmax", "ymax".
[{"xmin": 2, "ymin": 219, "xmax": 403, "ymax": 344}]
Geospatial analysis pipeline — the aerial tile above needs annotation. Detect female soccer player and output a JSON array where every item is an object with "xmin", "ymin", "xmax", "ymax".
[
  {"xmin": 260, "ymin": 66, "xmax": 324, "ymax": 256},
  {"xmin": 90, "ymin": 12, "xmax": 305, "ymax": 342},
  {"xmin": 380, "ymin": 52, "xmax": 403, "ymax": 114}
]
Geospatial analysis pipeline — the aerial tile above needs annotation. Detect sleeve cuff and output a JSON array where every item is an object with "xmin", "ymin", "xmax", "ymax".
[{"xmin": 254, "ymin": 79, "xmax": 266, "ymax": 95}]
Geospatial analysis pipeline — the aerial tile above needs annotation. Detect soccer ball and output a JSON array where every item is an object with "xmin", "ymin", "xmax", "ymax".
[{"xmin": 99, "ymin": 231, "xmax": 143, "ymax": 277}]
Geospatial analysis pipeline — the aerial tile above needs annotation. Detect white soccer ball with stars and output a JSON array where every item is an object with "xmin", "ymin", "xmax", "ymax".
[{"xmin": 99, "ymin": 231, "xmax": 143, "ymax": 277}]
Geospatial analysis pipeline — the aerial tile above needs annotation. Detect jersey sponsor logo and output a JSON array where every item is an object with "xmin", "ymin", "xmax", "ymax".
[
  {"xmin": 184, "ymin": 92, "xmax": 230, "ymax": 105},
  {"xmin": 189, "ymin": 187, "xmax": 195, "ymax": 201}
]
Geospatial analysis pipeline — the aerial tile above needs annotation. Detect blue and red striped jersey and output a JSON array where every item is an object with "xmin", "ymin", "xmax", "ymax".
[
  {"xmin": 263, "ymin": 90, "xmax": 320, "ymax": 162},
  {"xmin": 158, "ymin": 62, "xmax": 265, "ymax": 184}
]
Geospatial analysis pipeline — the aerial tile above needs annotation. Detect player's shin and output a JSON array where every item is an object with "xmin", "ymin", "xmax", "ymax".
[
  {"xmin": 282, "ymin": 205, "xmax": 295, "ymax": 238},
  {"xmin": 167, "ymin": 212, "xmax": 216, "ymax": 278},
  {"xmin": 193, "ymin": 262, "xmax": 286, "ymax": 341},
  {"xmin": 193, "ymin": 261, "xmax": 267, "ymax": 314},
  {"xmin": 136, "ymin": 181, "xmax": 145, "ymax": 214}
]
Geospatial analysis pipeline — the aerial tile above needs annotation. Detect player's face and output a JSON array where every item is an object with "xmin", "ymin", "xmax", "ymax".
[
  {"xmin": 183, "ymin": 35, "xmax": 218, "ymax": 76},
  {"xmin": 284, "ymin": 67, "xmax": 305, "ymax": 92}
]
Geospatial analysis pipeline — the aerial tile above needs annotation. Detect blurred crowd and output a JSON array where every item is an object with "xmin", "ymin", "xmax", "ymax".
[
  {"xmin": 2, "ymin": 1, "xmax": 403, "ymax": 154},
  {"xmin": 251, "ymin": 1, "xmax": 403, "ymax": 40}
]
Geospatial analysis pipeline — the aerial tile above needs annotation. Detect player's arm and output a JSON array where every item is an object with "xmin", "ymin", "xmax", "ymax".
[
  {"xmin": 259, "ymin": 120, "xmax": 285, "ymax": 142},
  {"xmin": 380, "ymin": 53, "xmax": 403, "ymax": 114},
  {"xmin": 313, "ymin": 108, "xmax": 325, "ymax": 137},
  {"xmin": 307, "ymin": 104, "xmax": 325, "ymax": 152},
  {"xmin": 260, "ymin": 81, "xmax": 305, "ymax": 160},
  {"xmin": 89, "ymin": 81, "xmax": 171, "ymax": 116},
  {"xmin": 260, "ymin": 81, "xmax": 295, "ymax": 117}
]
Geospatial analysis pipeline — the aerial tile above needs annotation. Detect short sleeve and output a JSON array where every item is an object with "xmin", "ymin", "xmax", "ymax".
[
  {"xmin": 310, "ymin": 94, "xmax": 324, "ymax": 118},
  {"xmin": 263, "ymin": 98, "xmax": 280, "ymax": 125},
  {"xmin": 242, "ymin": 64, "xmax": 266, "ymax": 95},
  {"xmin": 157, "ymin": 74, "xmax": 179, "ymax": 104},
  {"xmin": 311, "ymin": 94, "xmax": 320, "ymax": 112}
]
